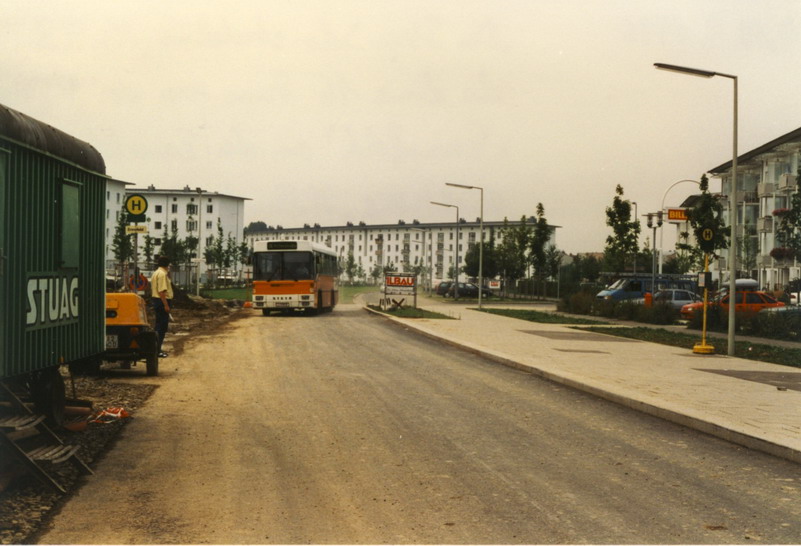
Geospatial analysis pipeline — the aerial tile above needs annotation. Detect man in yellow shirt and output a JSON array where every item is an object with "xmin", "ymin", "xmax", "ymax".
[{"xmin": 150, "ymin": 256, "xmax": 174, "ymax": 358}]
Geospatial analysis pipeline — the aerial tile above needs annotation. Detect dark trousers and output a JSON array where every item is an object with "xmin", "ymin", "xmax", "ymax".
[{"xmin": 153, "ymin": 299, "xmax": 171, "ymax": 352}]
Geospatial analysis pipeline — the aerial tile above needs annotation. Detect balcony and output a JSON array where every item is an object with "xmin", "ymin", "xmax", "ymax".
[
  {"xmin": 757, "ymin": 255, "xmax": 774, "ymax": 267},
  {"xmin": 758, "ymin": 182, "xmax": 775, "ymax": 196},
  {"xmin": 757, "ymin": 216, "xmax": 774, "ymax": 232},
  {"xmin": 779, "ymin": 173, "xmax": 798, "ymax": 191}
]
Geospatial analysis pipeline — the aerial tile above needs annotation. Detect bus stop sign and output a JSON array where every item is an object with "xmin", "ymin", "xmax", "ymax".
[
  {"xmin": 699, "ymin": 226, "xmax": 715, "ymax": 253},
  {"xmin": 125, "ymin": 194, "xmax": 148, "ymax": 222}
]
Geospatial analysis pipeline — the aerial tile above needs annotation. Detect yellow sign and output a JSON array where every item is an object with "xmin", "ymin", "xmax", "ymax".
[
  {"xmin": 667, "ymin": 208, "xmax": 688, "ymax": 221},
  {"xmin": 702, "ymin": 228, "xmax": 714, "ymax": 241},
  {"xmin": 125, "ymin": 225, "xmax": 149, "ymax": 234},
  {"xmin": 125, "ymin": 194, "xmax": 148, "ymax": 216}
]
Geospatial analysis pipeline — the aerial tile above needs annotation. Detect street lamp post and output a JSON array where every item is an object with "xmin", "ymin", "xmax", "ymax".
[
  {"xmin": 646, "ymin": 212, "xmax": 663, "ymax": 295},
  {"xmin": 446, "ymin": 183, "xmax": 484, "ymax": 309},
  {"xmin": 431, "ymin": 201, "xmax": 460, "ymax": 299},
  {"xmin": 196, "ymin": 187, "xmax": 203, "ymax": 297},
  {"xmin": 632, "ymin": 201, "xmax": 638, "ymax": 273},
  {"xmin": 658, "ymin": 179, "xmax": 701, "ymax": 274},
  {"xmin": 655, "ymin": 62, "xmax": 738, "ymax": 357}
]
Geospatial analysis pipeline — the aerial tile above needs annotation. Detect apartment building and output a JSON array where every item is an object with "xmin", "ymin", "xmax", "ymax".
[
  {"xmin": 123, "ymin": 185, "xmax": 250, "ymax": 278},
  {"xmin": 245, "ymin": 218, "xmax": 557, "ymax": 286},
  {"xmin": 104, "ymin": 178, "xmax": 133, "ymax": 268},
  {"xmin": 709, "ymin": 126, "xmax": 801, "ymax": 289}
]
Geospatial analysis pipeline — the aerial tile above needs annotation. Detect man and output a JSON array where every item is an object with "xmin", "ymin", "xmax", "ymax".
[{"xmin": 150, "ymin": 256, "xmax": 173, "ymax": 358}]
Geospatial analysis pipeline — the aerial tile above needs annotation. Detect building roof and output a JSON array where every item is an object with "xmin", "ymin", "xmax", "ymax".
[
  {"xmin": 251, "ymin": 218, "xmax": 560, "ymax": 233},
  {"xmin": 709, "ymin": 125, "xmax": 801, "ymax": 174},
  {"xmin": 131, "ymin": 185, "xmax": 251, "ymax": 201}
]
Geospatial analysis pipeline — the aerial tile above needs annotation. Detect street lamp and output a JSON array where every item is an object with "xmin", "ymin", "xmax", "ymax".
[
  {"xmin": 632, "ymin": 201, "xmax": 638, "ymax": 274},
  {"xmin": 646, "ymin": 211, "xmax": 663, "ymax": 296},
  {"xmin": 431, "ymin": 201, "xmax": 460, "ymax": 299},
  {"xmin": 655, "ymin": 62, "xmax": 738, "ymax": 357},
  {"xmin": 446, "ymin": 183, "xmax": 484, "ymax": 309},
  {"xmin": 658, "ymin": 179, "xmax": 701, "ymax": 274},
  {"xmin": 196, "ymin": 187, "xmax": 203, "ymax": 297}
]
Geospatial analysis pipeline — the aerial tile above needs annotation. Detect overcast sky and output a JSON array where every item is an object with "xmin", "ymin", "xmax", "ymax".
[{"xmin": 3, "ymin": 0, "xmax": 801, "ymax": 253}]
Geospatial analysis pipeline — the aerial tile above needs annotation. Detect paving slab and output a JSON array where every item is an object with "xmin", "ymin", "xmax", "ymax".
[{"xmin": 365, "ymin": 297, "xmax": 801, "ymax": 464}]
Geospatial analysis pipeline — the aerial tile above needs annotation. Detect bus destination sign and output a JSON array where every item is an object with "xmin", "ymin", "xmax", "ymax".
[{"xmin": 267, "ymin": 241, "xmax": 298, "ymax": 250}]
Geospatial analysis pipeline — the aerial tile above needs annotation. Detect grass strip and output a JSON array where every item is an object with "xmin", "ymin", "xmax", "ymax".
[
  {"xmin": 477, "ymin": 307, "xmax": 607, "ymax": 325},
  {"xmin": 579, "ymin": 326, "xmax": 801, "ymax": 368}
]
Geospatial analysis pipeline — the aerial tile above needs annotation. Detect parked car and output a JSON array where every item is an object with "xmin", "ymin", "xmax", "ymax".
[
  {"xmin": 680, "ymin": 291, "xmax": 785, "ymax": 320},
  {"xmin": 635, "ymin": 289, "xmax": 701, "ymax": 309},
  {"xmin": 460, "ymin": 282, "xmax": 492, "ymax": 298},
  {"xmin": 435, "ymin": 281, "xmax": 454, "ymax": 296}
]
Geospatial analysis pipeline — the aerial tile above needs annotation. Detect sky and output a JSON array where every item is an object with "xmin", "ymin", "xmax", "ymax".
[{"xmin": 3, "ymin": 0, "xmax": 801, "ymax": 253}]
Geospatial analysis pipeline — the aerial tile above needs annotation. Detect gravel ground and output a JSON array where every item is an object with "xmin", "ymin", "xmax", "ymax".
[{"xmin": 0, "ymin": 293, "xmax": 244, "ymax": 544}]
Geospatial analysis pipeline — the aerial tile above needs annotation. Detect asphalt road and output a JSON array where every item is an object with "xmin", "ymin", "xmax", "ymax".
[{"xmin": 39, "ymin": 304, "xmax": 801, "ymax": 544}]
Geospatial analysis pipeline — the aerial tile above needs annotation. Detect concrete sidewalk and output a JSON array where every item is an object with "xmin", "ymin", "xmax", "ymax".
[{"xmin": 365, "ymin": 296, "xmax": 801, "ymax": 464}]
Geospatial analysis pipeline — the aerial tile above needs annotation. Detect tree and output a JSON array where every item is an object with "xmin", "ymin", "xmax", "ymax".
[
  {"xmin": 544, "ymin": 245, "xmax": 562, "ymax": 281},
  {"xmin": 684, "ymin": 174, "xmax": 728, "ymax": 263},
  {"xmin": 244, "ymin": 221, "xmax": 268, "ymax": 235},
  {"xmin": 738, "ymin": 218, "xmax": 758, "ymax": 276},
  {"xmin": 496, "ymin": 216, "xmax": 532, "ymax": 291},
  {"xmin": 344, "ymin": 252, "xmax": 358, "ymax": 284},
  {"xmin": 142, "ymin": 235, "xmax": 155, "ymax": 269},
  {"xmin": 462, "ymin": 236, "xmax": 499, "ymax": 280},
  {"xmin": 604, "ymin": 185, "xmax": 640, "ymax": 274},
  {"xmin": 530, "ymin": 203, "xmax": 551, "ymax": 293},
  {"xmin": 774, "ymin": 167, "xmax": 801, "ymax": 261},
  {"xmin": 112, "ymin": 210, "xmax": 136, "ymax": 264}
]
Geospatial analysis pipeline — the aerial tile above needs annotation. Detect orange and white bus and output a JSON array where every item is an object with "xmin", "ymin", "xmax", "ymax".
[{"xmin": 251, "ymin": 240, "xmax": 339, "ymax": 315}]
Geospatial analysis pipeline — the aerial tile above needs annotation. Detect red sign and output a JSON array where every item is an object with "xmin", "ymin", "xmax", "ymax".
[
  {"xmin": 667, "ymin": 208, "xmax": 689, "ymax": 221},
  {"xmin": 385, "ymin": 275, "xmax": 416, "ymax": 287}
]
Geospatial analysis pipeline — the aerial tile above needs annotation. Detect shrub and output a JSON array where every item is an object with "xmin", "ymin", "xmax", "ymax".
[{"xmin": 558, "ymin": 292, "xmax": 595, "ymax": 315}]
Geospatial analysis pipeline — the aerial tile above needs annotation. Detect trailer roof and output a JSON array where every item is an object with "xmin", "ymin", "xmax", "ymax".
[{"xmin": 0, "ymin": 103, "xmax": 105, "ymax": 174}]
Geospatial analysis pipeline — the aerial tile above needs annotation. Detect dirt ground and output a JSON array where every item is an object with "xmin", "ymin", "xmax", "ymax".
[{"xmin": 0, "ymin": 290, "xmax": 245, "ymax": 544}]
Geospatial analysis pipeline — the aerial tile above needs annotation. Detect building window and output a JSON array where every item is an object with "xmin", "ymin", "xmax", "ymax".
[
  {"xmin": 155, "ymin": 222, "xmax": 162, "ymax": 230},
  {"xmin": 187, "ymin": 204, "xmax": 198, "ymax": 215},
  {"xmin": 155, "ymin": 205, "xmax": 162, "ymax": 213},
  {"xmin": 206, "ymin": 221, "xmax": 213, "ymax": 230},
  {"xmin": 187, "ymin": 220, "xmax": 197, "ymax": 231},
  {"xmin": 207, "ymin": 204, "xmax": 213, "ymax": 213},
  {"xmin": 171, "ymin": 219, "xmax": 178, "ymax": 230},
  {"xmin": 171, "ymin": 204, "xmax": 178, "ymax": 213}
]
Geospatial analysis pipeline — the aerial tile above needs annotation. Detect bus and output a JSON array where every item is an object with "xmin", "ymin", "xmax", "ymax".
[{"xmin": 251, "ymin": 240, "xmax": 339, "ymax": 315}]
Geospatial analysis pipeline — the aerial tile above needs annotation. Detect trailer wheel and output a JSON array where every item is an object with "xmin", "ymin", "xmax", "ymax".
[{"xmin": 31, "ymin": 368, "xmax": 66, "ymax": 426}]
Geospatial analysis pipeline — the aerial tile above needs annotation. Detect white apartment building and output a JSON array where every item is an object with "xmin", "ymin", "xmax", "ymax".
[
  {"xmin": 709, "ymin": 126, "xmax": 801, "ymax": 289},
  {"xmin": 245, "ymin": 218, "xmax": 557, "ymax": 286},
  {"xmin": 104, "ymin": 178, "xmax": 132, "ymax": 269},
  {"xmin": 124, "ymin": 185, "xmax": 250, "ymax": 279}
]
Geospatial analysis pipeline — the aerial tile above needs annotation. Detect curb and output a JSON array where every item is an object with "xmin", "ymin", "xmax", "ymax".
[{"xmin": 363, "ymin": 305, "xmax": 801, "ymax": 465}]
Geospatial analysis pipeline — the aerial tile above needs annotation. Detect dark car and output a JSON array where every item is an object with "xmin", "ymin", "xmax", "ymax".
[
  {"xmin": 435, "ymin": 281, "xmax": 453, "ymax": 296},
  {"xmin": 446, "ymin": 282, "xmax": 492, "ymax": 299}
]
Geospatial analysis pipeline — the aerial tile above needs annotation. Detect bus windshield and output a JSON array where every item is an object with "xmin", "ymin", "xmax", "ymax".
[{"xmin": 253, "ymin": 251, "xmax": 314, "ymax": 281}]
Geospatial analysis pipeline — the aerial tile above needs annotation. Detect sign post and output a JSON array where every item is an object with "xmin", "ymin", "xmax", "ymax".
[
  {"xmin": 693, "ymin": 226, "xmax": 717, "ymax": 354},
  {"xmin": 383, "ymin": 273, "xmax": 418, "ymax": 309},
  {"xmin": 124, "ymin": 194, "xmax": 149, "ymax": 293}
]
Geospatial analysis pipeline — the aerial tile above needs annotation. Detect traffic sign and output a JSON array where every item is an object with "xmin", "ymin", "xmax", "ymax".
[
  {"xmin": 667, "ymin": 208, "xmax": 688, "ymax": 221},
  {"xmin": 125, "ymin": 194, "xmax": 148, "ymax": 222},
  {"xmin": 699, "ymin": 226, "xmax": 716, "ymax": 253},
  {"xmin": 125, "ymin": 225, "xmax": 149, "ymax": 234}
]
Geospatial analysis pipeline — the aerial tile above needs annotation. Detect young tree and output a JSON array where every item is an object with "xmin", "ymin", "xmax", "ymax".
[
  {"xmin": 530, "ymin": 203, "xmax": 551, "ymax": 294},
  {"xmin": 774, "ymin": 167, "xmax": 801, "ymax": 260},
  {"xmin": 344, "ymin": 252, "xmax": 358, "ymax": 284},
  {"xmin": 684, "ymin": 174, "xmax": 728, "ymax": 266},
  {"xmin": 496, "ymin": 216, "xmax": 532, "ymax": 292},
  {"xmin": 112, "ymin": 211, "xmax": 136, "ymax": 264},
  {"xmin": 604, "ymin": 185, "xmax": 640, "ymax": 274}
]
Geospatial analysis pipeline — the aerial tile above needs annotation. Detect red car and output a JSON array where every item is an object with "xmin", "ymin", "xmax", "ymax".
[{"xmin": 680, "ymin": 291, "xmax": 784, "ymax": 320}]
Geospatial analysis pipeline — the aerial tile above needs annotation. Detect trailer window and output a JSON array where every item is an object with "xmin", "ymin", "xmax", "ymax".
[{"xmin": 61, "ymin": 182, "xmax": 80, "ymax": 268}]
